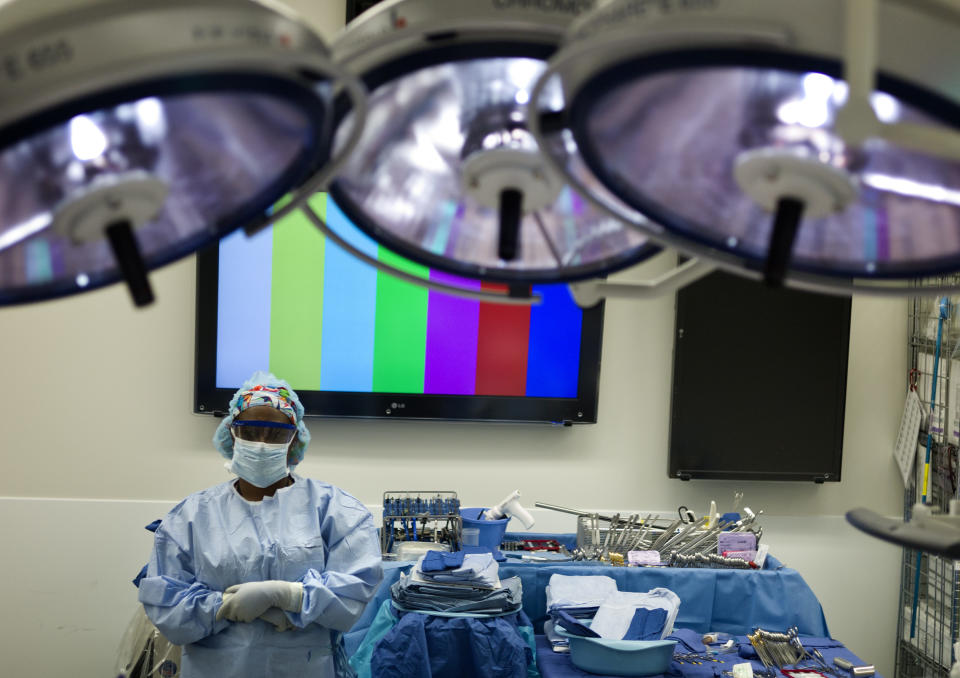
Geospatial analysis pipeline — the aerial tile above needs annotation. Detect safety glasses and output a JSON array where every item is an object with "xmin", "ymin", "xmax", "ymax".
[{"xmin": 231, "ymin": 420, "xmax": 296, "ymax": 445}]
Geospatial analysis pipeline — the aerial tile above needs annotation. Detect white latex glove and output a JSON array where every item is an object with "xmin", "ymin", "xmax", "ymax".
[
  {"xmin": 216, "ymin": 580, "xmax": 303, "ymax": 623},
  {"xmin": 259, "ymin": 607, "xmax": 296, "ymax": 632}
]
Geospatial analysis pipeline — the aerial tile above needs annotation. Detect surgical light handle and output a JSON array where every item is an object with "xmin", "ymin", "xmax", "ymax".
[{"xmin": 485, "ymin": 490, "xmax": 535, "ymax": 529}]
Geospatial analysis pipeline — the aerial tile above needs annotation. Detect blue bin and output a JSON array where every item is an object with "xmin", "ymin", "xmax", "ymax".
[
  {"xmin": 556, "ymin": 627, "xmax": 677, "ymax": 677},
  {"xmin": 460, "ymin": 507, "xmax": 508, "ymax": 552}
]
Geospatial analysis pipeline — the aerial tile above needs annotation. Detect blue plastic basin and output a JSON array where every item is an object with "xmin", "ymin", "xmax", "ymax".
[{"xmin": 556, "ymin": 627, "xmax": 677, "ymax": 676}]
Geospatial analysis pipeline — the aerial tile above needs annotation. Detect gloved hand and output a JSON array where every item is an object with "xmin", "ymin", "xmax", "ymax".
[
  {"xmin": 259, "ymin": 607, "xmax": 296, "ymax": 632},
  {"xmin": 216, "ymin": 580, "xmax": 304, "ymax": 623}
]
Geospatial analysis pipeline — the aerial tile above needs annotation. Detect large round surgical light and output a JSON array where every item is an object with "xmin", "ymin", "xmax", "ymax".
[
  {"xmin": 0, "ymin": 0, "xmax": 365, "ymax": 306},
  {"xmin": 529, "ymin": 0, "xmax": 960, "ymax": 293},
  {"xmin": 326, "ymin": 0, "xmax": 659, "ymax": 287}
]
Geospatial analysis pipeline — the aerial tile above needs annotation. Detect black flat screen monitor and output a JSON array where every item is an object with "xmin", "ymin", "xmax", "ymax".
[
  {"xmin": 669, "ymin": 271, "xmax": 851, "ymax": 482},
  {"xmin": 346, "ymin": 0, "xmax": 384, "ymax": 22},
  {"xmin": 194, "ymin": 193, "xmax": 603, "ymax": 424}
]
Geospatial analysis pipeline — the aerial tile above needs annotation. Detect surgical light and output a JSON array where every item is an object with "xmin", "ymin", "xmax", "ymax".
[
  {"xmin": 0, "ymin": 0, "xmax": 366, "ymax": 307},
  {"xmin": 528, "ymin": 0, "xmax": 960, "ymax": 295},
  {"xmin": 322, "ymin": 0, "xmax": 660, "ymax": 303}
]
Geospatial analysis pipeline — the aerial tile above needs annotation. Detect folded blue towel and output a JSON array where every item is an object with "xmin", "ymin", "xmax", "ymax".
[
  {"xmin": 418, "ymin": 553, "xmax": 500, "ymax": 588},
  {"xmin": 420, "ymin": 550, "xmax": 466, "ymax": 572},
  {"xmin": 391, "ymin": 575, "xmax": 523, "ymax": 615},
  {"xmin": 623, "ymin": 607, "xmax": 668, "ymax": 641},
  {"xmin": 667, "ymin": 628, "xmax": 707, "ymax": 653},
  {"xmin": 555, "ymin": 610, "xmax": 601, "ymax": 638}
]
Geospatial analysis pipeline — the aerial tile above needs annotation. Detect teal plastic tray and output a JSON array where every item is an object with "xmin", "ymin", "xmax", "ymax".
[{"xmin": 556, "ymin": 627, "xmax": 677, "ymax": 676}]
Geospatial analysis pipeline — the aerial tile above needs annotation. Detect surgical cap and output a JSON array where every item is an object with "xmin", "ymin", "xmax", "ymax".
[{"xmin": 213, "ymin": 371, "xmax": 311, "ymax": 466}]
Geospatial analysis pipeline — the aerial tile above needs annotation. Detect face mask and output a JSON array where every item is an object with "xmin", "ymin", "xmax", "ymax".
[{"xmin": 230, "ymin": 439, "xmax": 290, "ymax": 488}]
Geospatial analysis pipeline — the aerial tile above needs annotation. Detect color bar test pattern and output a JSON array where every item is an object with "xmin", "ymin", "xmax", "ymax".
[{"xmin": 216, "ymin": 195, "xmax": 583, "ymax": 398}]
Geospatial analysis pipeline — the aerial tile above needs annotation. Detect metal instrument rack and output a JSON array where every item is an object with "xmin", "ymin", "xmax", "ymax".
[
  {"xmin": 899, "ymin": 287, "xmax": 960, "ymax": 678},
  {"xmin": 575, "ymin": 514, "xmax": 667, "ymax": 558},
  {"xmin": 380, "ymin": 490, "xmax": 462, "ymax": 556},
  {"xmin": 573, "ymin": 510, "xmax": 762, "ymax": 564}
]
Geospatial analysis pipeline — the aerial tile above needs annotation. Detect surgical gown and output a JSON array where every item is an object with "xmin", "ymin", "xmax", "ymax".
[{"xmin": 138, "ymin": 475, "xmax": 383, "ymax": 678}]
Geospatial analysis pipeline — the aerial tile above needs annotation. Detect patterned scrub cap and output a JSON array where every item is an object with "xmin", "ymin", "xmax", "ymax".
[
  {"xmin": 213, "ymin": 371, "xmax": 311, "ymax": 466},
  {"xmin": 233, "ymin": 384, "xmax": 298, "ymax": 424}
]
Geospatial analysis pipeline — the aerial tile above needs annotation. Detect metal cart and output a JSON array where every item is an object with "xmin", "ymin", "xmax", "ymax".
[{"xmin": 380, "ymin": 490, "xmax": 462, "ymax": 556}]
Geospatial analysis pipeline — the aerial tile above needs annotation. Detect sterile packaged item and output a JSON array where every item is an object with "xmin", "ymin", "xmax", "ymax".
[
  {"xmin": 733, "ymin": 662, "xmax": 754, "ymax": 678},
  {"xmin": 589, "ymin": 588, "xmax": 681, "ymax": 640},
  {"xmin": 114, "ymin": 604, "xmax": 182, "ymax": 678},
  {"xmin": 717, "ymin": 532, "xmax": 756, "ymax": 555},
  {"xmin": 394, "ymin": 541, "xmax": 451, "ymax": 561},
  {"xmin": 627, "ymin": 550, "xmax": 661, "ymax": 566}
]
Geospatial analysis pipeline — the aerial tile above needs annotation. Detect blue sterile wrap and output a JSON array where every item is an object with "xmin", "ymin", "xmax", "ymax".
[
  {"xmin": 623, "ymin": 607, "xmax": 669, "ymax": 641},
  {"xmin": 421, "ymin": 550, "xmax": 466, "ymax": 572},
  {"xmin": 351, "ymin": 600, "xmax": 538, "ymax": 678},
  {"xmin": 555, "ymin": 610, "xmax": 601, "ymax": 638}
]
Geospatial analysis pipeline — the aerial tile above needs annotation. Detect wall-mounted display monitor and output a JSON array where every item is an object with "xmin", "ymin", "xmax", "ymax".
[
  {"xmin": 346, "ymin": 0, "xmax": 384, "ymax": 22},
  {"xmin": 195, "ymin": 194, "xmax": 604, "ymax": 424},
  {"xmin": 669, "ymin": 270, "xmax": 851, "ymax": 482}
]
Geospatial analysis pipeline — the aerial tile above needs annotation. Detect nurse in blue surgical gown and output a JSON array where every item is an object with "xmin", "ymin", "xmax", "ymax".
[{"xmin": 138, "ymin": 372, "xmax": 383, "ymax": 678}]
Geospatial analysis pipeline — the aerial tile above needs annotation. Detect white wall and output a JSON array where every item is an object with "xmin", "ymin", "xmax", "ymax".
[
  {"xmin": 0, "ymin": 251, "xmax": 907, "ymax": 678},
  {"xmin": 0, "ymin": 2, "xmax": 910, "ymax": 677}
]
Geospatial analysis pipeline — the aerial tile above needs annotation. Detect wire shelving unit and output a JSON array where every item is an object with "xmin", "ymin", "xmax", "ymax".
[{"xmin": 899, "ymin": 289, "xmax": 960, "ymax": 678}]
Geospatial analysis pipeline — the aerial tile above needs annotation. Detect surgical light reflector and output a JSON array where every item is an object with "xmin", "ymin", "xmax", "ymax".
[
  {"xmin": 530, "ymin": 0, "xmax": 960, "ymax": 294},
  {"xmin": 570, "ymin": 66, "xmax": 960, "ymax": 279},
  {"xmin": 328, "ymin": 0, "xmax": 659, "ymax": 285},
  {"xmin": 0, "ymin": 0, "xmax": 361, "ymax": 306}
]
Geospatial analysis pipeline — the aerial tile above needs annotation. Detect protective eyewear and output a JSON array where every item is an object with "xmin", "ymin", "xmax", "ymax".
[{"xmin": 231, "ymin": 420, "xmax": 296, "ymax": 445}]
